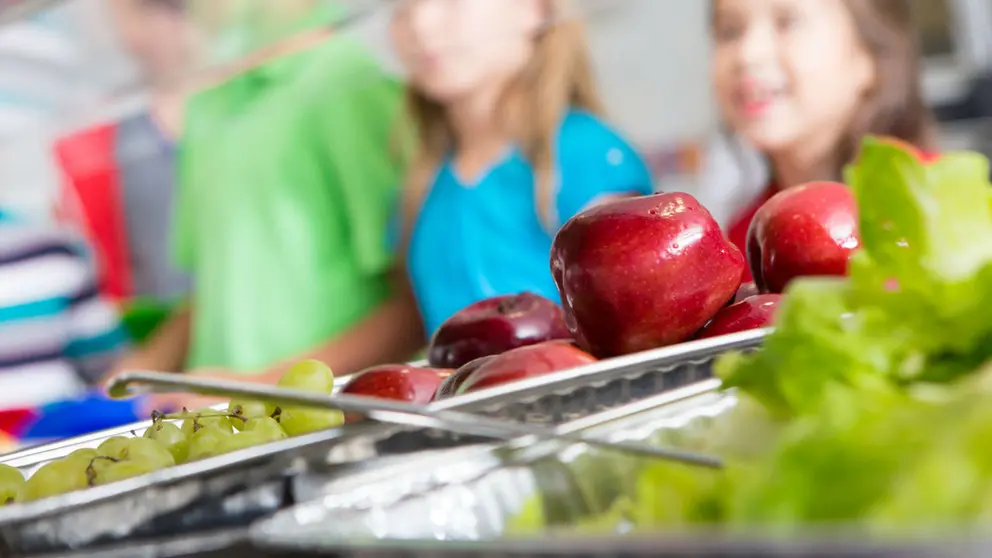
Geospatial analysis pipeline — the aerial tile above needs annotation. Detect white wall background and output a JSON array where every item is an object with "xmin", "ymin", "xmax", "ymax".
[{"xmin": 587, "ymin": 0, "xmax": 715, "ymax": 145}]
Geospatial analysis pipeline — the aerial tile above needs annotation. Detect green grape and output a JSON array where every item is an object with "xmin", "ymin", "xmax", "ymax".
[
  {"xmin": 279, "ymin": 407, "xmax": 345, "ymax": 437},
  {"xmin": 86, "ymin": 456, "xmax": 117, "ymax": 482},
  {"xmin": 143, "ymin": 421, "xmax": 190, "ymax": 464},
  {"xmin": 244, "ymin": 417, "xmax": 288, "ymax": 442},
  {"xmin": 187, "ymin": 425, "xmax": 236, "ymax": 462},
  {"xmin": 277, "ymin": 359, "xmax": 335, "ymax": 394},
  {"xmin": 17, "ymin": 460, "xmax": 88, "ymax": 502},
  {"xmin": 97, "ymin": 437, "xmax": 175, "ymax": 468},
  {"xmin": 97, "ymin": 437, "xmax": 132, "ymax": 458},
  {"xmin": 65, "ymin": 448, "xmax": 99, "ymax": 463},
  {"xmin": 121, "ymin": 437, "xmax": 176, "ymax": 468},
  {"xmin": 0, "ymin": 464, "xmax": 24, "ymax": 504},
  {"xmin": 181, "ymin": 409, "xmax": 234, "ymax": 437},
  {"xmin": 226, "ymin": 431, "xmax": 268, "ymax": 451},
  {"xmin": 91, "ymin": 459, "xmax": 167, "ymax": 487},
  {"xmin": 228, "ymin": 399, "xmax": 269, "ymax": 431}
]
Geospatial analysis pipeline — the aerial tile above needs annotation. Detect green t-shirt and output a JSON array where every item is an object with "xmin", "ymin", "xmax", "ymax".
[{"xmin": 176, "ymin": 37, "xmax": 406, "ymax": 372}]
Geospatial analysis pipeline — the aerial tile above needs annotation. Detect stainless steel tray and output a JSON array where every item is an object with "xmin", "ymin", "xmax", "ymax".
[
  {"xmin": 319, "ymin": 330, "xmax": 765, "ymax": 465},
  {"xmin": 254, "ymin": 380, "xmax": 735, "ymax": 546},
  {"xmin": 246, "ymin": 535, "xmax": 989, "ymax": 558},
  {"xmin": 250, "ymin": 385, "xmax": 988, "ymax": 558},
  {"xmin": 0, "ymin": 402, "xmax": 228, "ymax": 471},
  {"xmin": 0, "ymin": 330, "xmax": 765, "ymax": 555}
]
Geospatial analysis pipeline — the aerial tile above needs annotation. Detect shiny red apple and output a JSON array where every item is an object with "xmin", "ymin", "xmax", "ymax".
[
  {"xmin": 341, "ymin": 364, "xmax": 452, "ymax": 404},
  {"xmin": 550, "ymin": 193, "xmax": 745, "ymax": 358},
  {"xmin": 696, "ymin": 294, "xmax": 782, "ymax": 339},
  {"xmin": 746, "ymin": 181, "xmax": 860, "ymax": 294},
  {"xmin": 427, "ymin": 293, "xmax": 571, "ymax": 369},
  {"xmin": 432, "ymin": 355, "xmax": 495, "ymax": 401},
  {"xmin": 457, "ymin": 341, "xmax": 596, "ymax": 394}
]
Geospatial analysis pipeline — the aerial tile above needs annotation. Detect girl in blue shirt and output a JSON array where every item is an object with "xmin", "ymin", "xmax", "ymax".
[{"xmin": 390, "ymin": 0, "xmax": 654, "ymax": 336}]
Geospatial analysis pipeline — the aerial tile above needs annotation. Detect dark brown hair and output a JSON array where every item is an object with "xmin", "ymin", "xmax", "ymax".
[
  {"xmin": 841, "ymin": 0, "xmax": 937, "ymax": 159},
  {"xmin": 712, "ymin": 0, "xmax": 937, "ymax": 178}
]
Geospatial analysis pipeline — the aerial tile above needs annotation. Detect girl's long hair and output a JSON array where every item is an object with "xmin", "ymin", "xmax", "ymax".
[
  {"xmin": 399, "ymin": 0, "xmax": 605, "ymax": 245},
  {"xmin": 840, "ymin": 0, "xmax": 937, "ymax": 162}
]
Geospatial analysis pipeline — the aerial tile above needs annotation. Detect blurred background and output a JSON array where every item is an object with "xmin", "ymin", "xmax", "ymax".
[
  {"xmin": 0, "ymin": 0, "xmax": 988, "ymax": 445},
  {"xmin": 1, "ymin": 0, "xmax": 986, "ymax": 220}
]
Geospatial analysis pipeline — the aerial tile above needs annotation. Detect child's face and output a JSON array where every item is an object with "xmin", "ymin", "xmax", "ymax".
[
  {"xmin": 109, "ymin": 0, "xmax": 191, "ymax": 82},
  {"xmin": 711, "ymin": 0, "xmax": 876, "ymax": 155},
  {"xmin": 391, "ymin": 0, "xmax": 543, "ymax": 104}
]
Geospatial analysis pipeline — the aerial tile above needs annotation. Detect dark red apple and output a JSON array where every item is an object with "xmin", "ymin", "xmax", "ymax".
[
  {"xmin": 427, "ymin": 293, "xmax": 571, "ymax": 369},
  {"xmin": 457, "ymin": 341, "xmax": 596, "ymax": 394},
  {"xmin": 732, "ymin": 282, "xmax": 759, "ymax": 304},
  {"xmin": 341, "ymin": 364, "xmax": 452, "ymax": 404},
  {"xmin": 746, "ymin": 181, "xmax": 859, "ymax": 294},
  {"xmin": 550, "ymin": 193, "xmax": 745, "ymax": 358},
  {"xmin": 696, "ymin": 294, "xmax": 782, "ymax": 339},
  {"xmin": 432, "ymin": 355, "xmax": 495, "ymax": 401}
]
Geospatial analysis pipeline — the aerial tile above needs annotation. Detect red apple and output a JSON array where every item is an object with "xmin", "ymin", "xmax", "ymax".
[
  {"xmin": 432, "ymin": 355, "xmax": 495, "ymax": 401},
  {"xmin": 733, "ymin": 282, "xmax": 759, "ymax": 304},
  {"xmin": 550, "ymin": 193, "xmax": 745, "ymax": 358},
  {"xmin": 746, "ymin": 181, "xmax": 859, "ymax": 294},
  {"xmin": 457, "ymin": 341, "xmax": 596, "ymax": 394},
  {"xmin": 341, "ymin": 364, "xmax": 452, "ymax": 405},
  {"xmin": 696, "ymin": 294, "xmax": 782, "ymax": 339},
  {"xmin": 427, "ymin": 293, "xmax": 571, "ymax": 369}
]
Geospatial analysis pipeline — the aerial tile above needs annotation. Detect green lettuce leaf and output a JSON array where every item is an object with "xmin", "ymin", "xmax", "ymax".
[
  {"xmin": 846, "ymin": 138, "xmax": 992, "ymax": 358},
  {"xmin": 719, "ymin": 137, "xmax": 992, "ymax": 416}
]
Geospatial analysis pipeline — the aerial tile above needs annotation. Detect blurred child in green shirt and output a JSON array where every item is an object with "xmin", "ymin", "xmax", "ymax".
[{"xmin": 110, "ymin": 4, "xmax": 424, "ymax": 408}]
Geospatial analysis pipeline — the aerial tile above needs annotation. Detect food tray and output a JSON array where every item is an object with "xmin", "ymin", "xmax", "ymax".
[
  {"xmin": 36, "ymin": 531, "xmax": 991, "ymax": 558},
  {"xmin": 320, "ymin": 330, "xmax": 766, "ymax": 465},
  {"xmin": 0, "ymin": 330, "xmax": 765, "ymax": 555},
  {"xmin": 251, "ymin": 383, "xmax": 989, "ymax": 558},
  {"xmin": 254, "ymin": 380, "xmax": 735, "ymax": 546},
  {"xmin": 246, "ymin": 536, "xmax": 989, "ymax": 558}
]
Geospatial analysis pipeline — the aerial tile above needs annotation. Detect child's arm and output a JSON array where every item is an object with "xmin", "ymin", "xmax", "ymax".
[
  {"xmin": 246, "ymin": 272, "xmax": 425, "ymax": 384},
  {"xmin": 104, "ymin": 304, "xmax": 192, "ymax": 382}
]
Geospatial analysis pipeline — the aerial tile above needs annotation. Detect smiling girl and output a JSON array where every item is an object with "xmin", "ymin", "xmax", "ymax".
[
  {"xmin": 391, "ymin": 0, "xmax": 654, "ymax": 335},
  {"xmin": 707, "ymin": 0, "xmax": 936, "ymax": 259}
]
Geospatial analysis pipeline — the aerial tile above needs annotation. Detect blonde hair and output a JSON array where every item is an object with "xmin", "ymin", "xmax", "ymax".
[{"xmin": 399, "ymin": 0, "xmax": 605, "ymax": 246}]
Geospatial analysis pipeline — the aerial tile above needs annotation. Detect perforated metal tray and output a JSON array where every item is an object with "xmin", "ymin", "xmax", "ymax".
[{"xmin": 0, "ymin": 330, "xmax": 766, "ymax": 555}]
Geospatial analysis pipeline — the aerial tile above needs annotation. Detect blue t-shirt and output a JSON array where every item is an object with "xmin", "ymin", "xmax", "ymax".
[{"xmin": 405, "ymin": 110, "xmax": 654, "ymax": 335}]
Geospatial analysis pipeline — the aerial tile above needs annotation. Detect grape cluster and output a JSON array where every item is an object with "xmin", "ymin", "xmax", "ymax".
[{"xmin": 0, "ymin": 360, "xmax": 344, "ymax": 505}]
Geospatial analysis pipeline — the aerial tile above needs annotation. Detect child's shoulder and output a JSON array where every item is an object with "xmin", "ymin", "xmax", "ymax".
[
  {"xmin": 306, "ymin": 37, "xmax": 401, "ymax": 90},
  {"xmin": 558, "ymin": 109, "xmax": 639, "ymax": 157}
]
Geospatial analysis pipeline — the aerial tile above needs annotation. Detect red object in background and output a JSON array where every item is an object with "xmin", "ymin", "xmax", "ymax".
[
  {"xmin": 53, "ymin": 125, "xmax": 133, "ymax": 303},
  {"xmin": 0, "ymin": 408, "xmax": 39, "ymax": 438}
]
